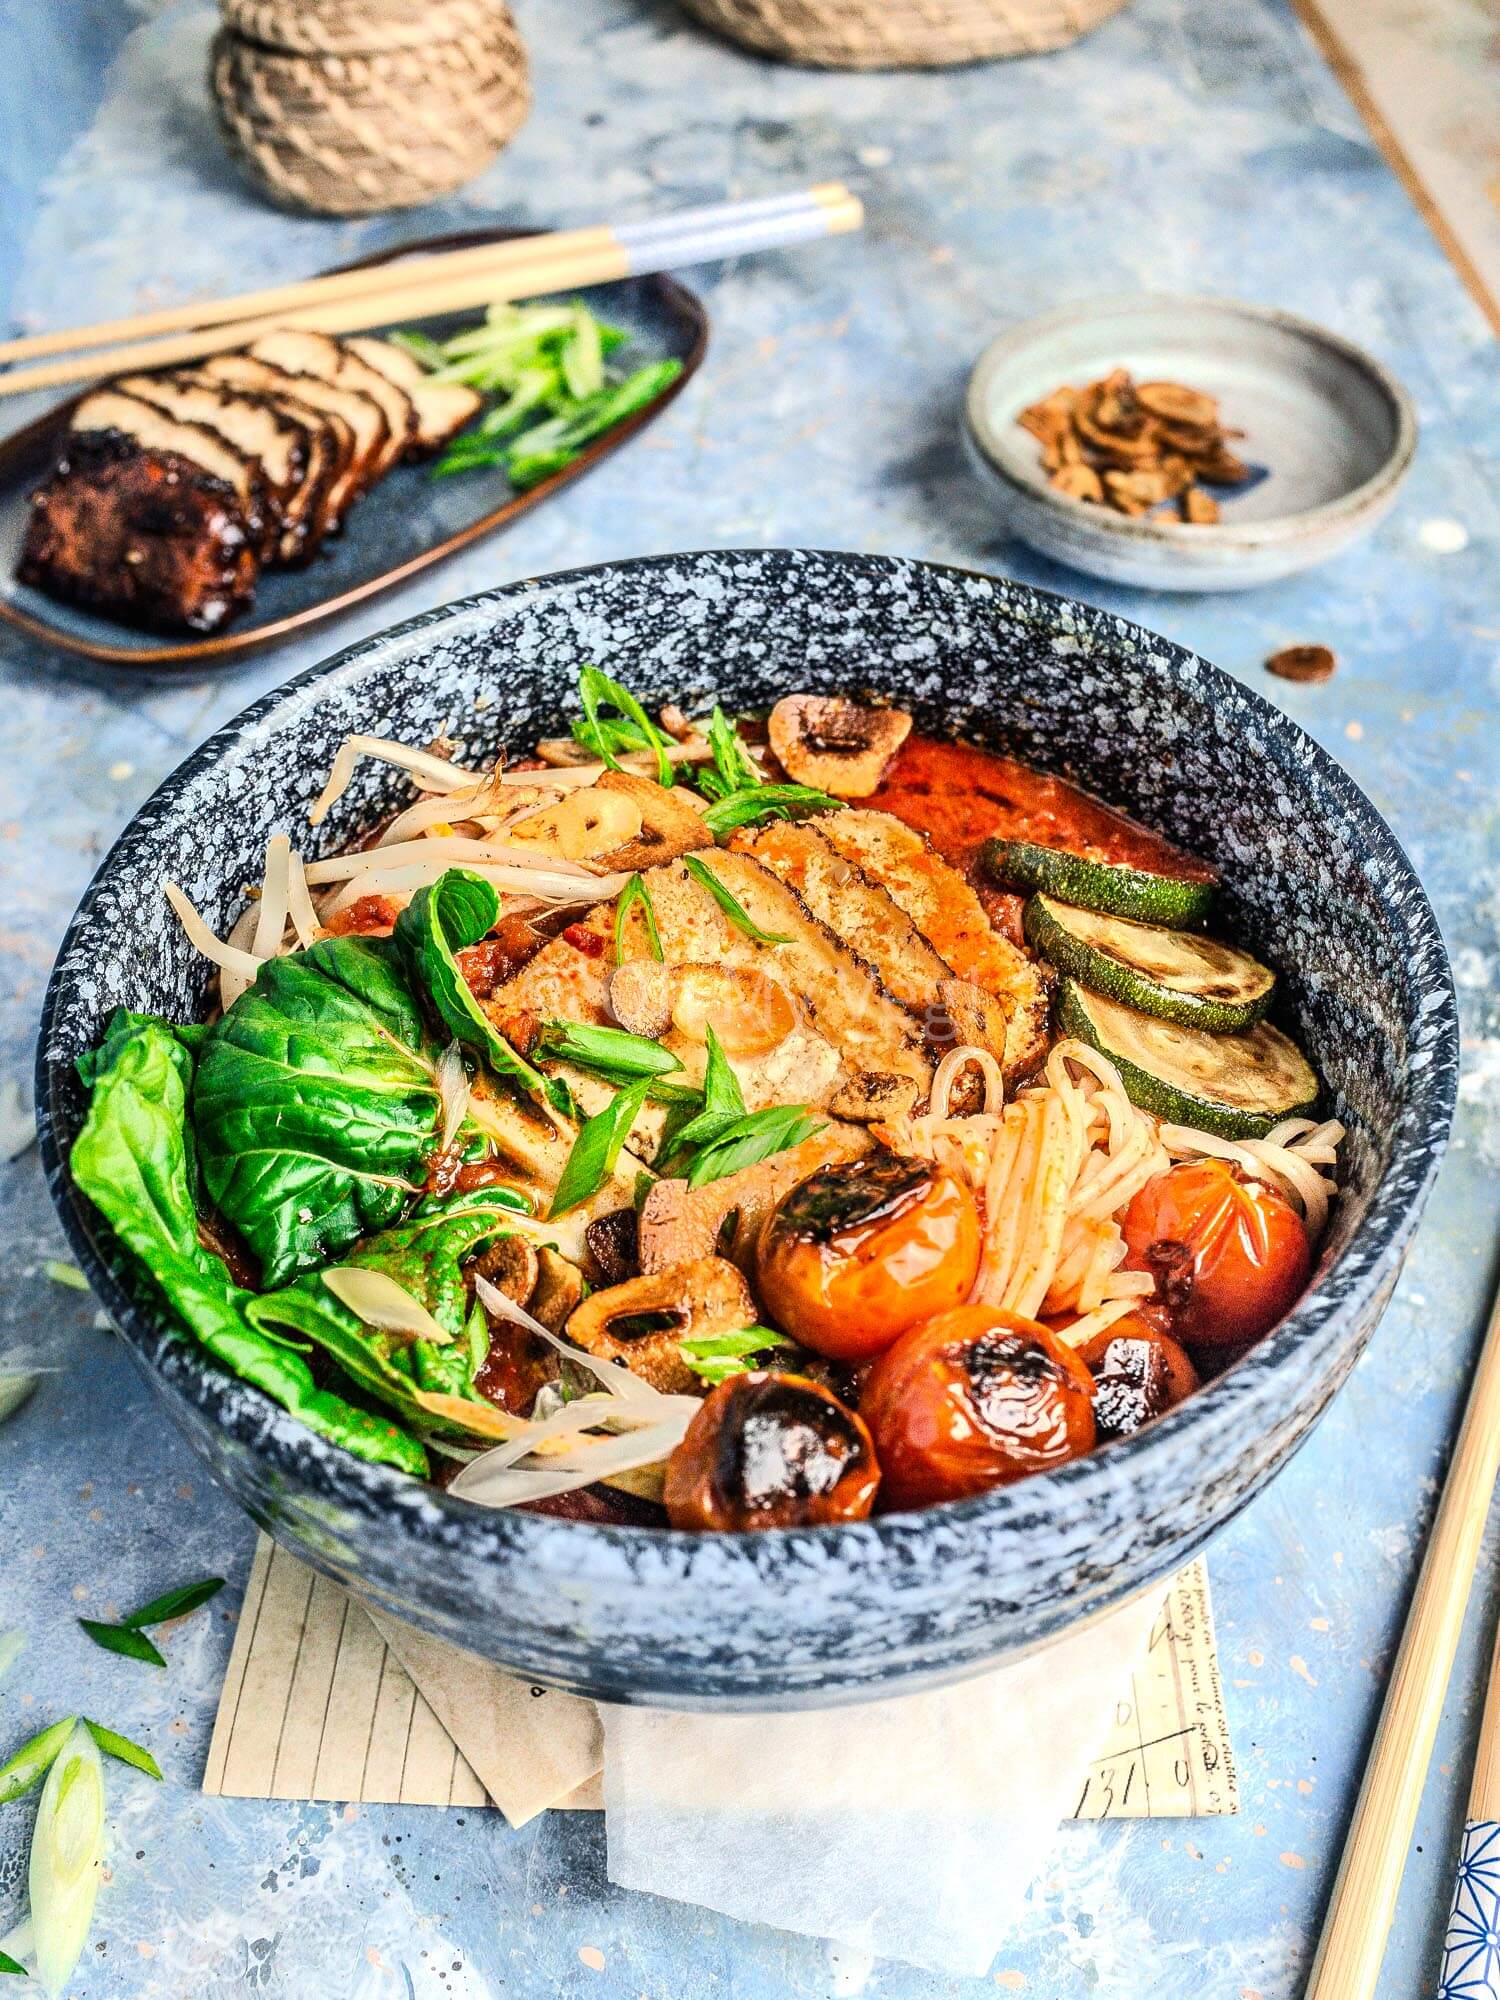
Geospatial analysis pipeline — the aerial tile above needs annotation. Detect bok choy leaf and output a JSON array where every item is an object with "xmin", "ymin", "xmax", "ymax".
[{"xmin": 74, "ymin": 1013, "xmax": 428, "ymax": 1476}]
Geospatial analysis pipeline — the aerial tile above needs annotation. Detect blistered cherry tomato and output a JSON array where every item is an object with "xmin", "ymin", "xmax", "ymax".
[
  {"xmin": 663, "ymin": 1371, "xmax": 880, "ymax": 1531},
  {"xmin": 858, "ymin": 1305, "xmax": 1096, "ymax": 1510},
  {"xmin": 1122, "ymin": 1159, "xmax": 1310, "ymax": 1348},
  {"xmin": 1077, "ymin": 1314, "xmax": 1198, "ymax": 1440},
  {"xmin": 756, "ymin": 1151, "xmax": 982, "ymax": 1362}
]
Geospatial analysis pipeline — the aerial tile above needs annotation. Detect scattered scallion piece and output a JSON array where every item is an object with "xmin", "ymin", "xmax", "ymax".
[
  {"xmin": 658, "ymin": 1027, "xmax": 746, "ymax": 1166},
  {"xmin": 0, "ymin": 1948, "xmax": 23, "ymax": 1976},
  {"xmin": 549, "ymin": 1078, "xmax": 653, "ymax": 1218},
  {"xmin": 701, "ymin": 705, "xmax": 763, "ymax": 800},
  {"xmin": 0, "ymin": 1718, "xmax": 77, "ymax": 1806},
  {"xmin": 534, "ymin": 1021, "xmax": 682, "ymax": 1085},
  {"xmin": 681, "ymin": 857, "xmax": 792, "ymax": 946},
  {"xmin": 29, "ymin": 1721, "xmax": 105, "ymax": 1995},
  {"xmin": 679, "ymin": 1327, "xmax": 789, "ymax": 1385},
  {"xmin": 0, "ymin": 1631, "xmax": 21, "ymax": 1688},
  {"xmin": 576, "ymin": 666, "xmax": 674, "ymax": 788},
  {"xmin": 685, "ymin": 1106, "xmax": 824, "ymax": 1190},
  {"xmin": 43, "ymin": 1261, "xmax": 87, "ymax": 1291},
  {"xmin": 83, "ymin": 1721, "xmax": 162, "ymax": 1783},
  {"xmin": 614, "ymin": 873, "xmax": 664, "ymax": 965},
  {"xmin": 700, "ymin": 783, "xmax": 845, "ymax": 839},
  {"xmin": 119, "ymin": 1576, "xmax": 226, "ymax": 1630},
  {"xmin": 76, "ymin": 1622, "xmax": 165, "ymax": 1669},
  {"xmin": 76, "ymin": 1572, "xmax": 225, "ymax": 1666}
]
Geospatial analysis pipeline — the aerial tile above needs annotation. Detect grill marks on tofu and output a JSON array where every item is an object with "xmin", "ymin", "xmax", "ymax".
[
  {"xmin": 485, "ymin": 846, "xmax": 933, "ymax": 1138},
  {"xmin": 345, "ymin": 337, "xmax": 483, "ymax": 454},
  {"xmin": 248, "ymin": 330, "xmax": 414, "ymax": 477},
  {"xmin": 818, "ymin": 810, "xmax": 1052, "ymax": 1084},
  {"xmin": 21, "ymin": 327, "xmax": 489, "ymax": 634},
  {"xmin": 116, "ymin": 373, "xmax": 312, "ymax": 561}
]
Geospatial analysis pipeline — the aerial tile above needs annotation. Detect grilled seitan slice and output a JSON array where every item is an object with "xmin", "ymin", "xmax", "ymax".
[
  {"xmin": 820, "ymin": 809, "xmax": 1051, "ymax": 1085},
  {"xmin": 20, "ymin": 429, "xmax": 260, "ymax": 634},
  {"xmin": 249, "ymin": 330, "xmax": 413, "ymax": 476},
  {"xmin": 115, "ymin": 373, "xmax": 309, "ymax": 560},
  {"xmin": 178, "ymin": 368, "xmax": 349, "ymax": 551},
  {"xmin": 202, "ymin": 352, "xmax": 383, "ymax": 512},
  {"xmin": 344, "ymin": 336, "xmax": 482, "ymax": 454},
  {"xmin": 68, "ymin": 389, "xmax": 264, "ymax": 525}
]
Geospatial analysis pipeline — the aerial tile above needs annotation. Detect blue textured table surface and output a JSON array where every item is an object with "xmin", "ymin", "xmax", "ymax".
[{"xmin": 2, "ymin": 1, "xmax": 1497, "ymax": 1994}]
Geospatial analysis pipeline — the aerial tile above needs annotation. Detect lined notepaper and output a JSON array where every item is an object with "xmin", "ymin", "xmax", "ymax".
[{"xmin": 206, "ymin": 1538, "xmax": 1235, "ymax": 1826}]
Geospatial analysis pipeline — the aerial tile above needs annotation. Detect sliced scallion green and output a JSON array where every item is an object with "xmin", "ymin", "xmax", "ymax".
[
  {"xmin": 614, "ymin": 873, "xmax": 664, "ymax": 964},
  {"xmin": 549, "ymin": 1078, "xmax": 653, "ymax": 1218},
  {"xmin": 682, "ymin": 856, "xmax": 791, "ymax": 945}
]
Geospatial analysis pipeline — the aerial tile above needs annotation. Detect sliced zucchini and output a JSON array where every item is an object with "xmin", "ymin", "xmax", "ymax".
[
  {"xmin": 1024, "ymin": 894, "xmax": 1275, "ymax": 1033},
  {"xmin": 1057, "ymin": 979, "xmax": 1318, "ymax": 1139},
  {"xmin": 981, "ymin": 838, "xmax": 1215, "ymax": 927}
]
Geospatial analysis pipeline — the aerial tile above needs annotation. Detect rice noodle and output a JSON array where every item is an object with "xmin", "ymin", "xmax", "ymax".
[
  {"xmin": 929, "ymin": 1045, "xmax": 1005, "ymax": 1117},
  {"xmin": 884, "ymin": 1039, "xmax": 1343, "ymax": 1343}
]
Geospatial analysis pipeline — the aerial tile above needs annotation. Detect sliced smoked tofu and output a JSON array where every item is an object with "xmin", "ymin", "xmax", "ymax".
[
  {"xmin": 249, "ymin": 330, "xmax": 413, "ymax": 476},
  {"xmin": 344, "ymin": 336, "xmax": 482, "ymax": 454}
]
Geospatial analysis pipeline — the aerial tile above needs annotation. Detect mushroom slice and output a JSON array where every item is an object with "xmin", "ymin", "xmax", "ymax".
[
  {"xmin": 608, "ymin": 960, "xmax": 674, "ymax": 1040},
  {"xmin": 594, "ymin": 770, "xmax": 710, "ymax": 871},
  {"xmin": 608, "ymin": 960, "xmax": 799, "ymax": 1059},
  {"xmin": 507, "ymin": 786, "xmax": 643, "ymax": 862},
  {"xmin": 767, "ymin": 695, "xmax": 912, "ymax": 799},
  {"xmin": 470, "ymin": 1234, "xmax": 539, "ymax": 1307},
  {"xmin": 585, "ymin": 1207, "xmax": 641, "ymax": 1287},
  {"xmin": 828, "ymin": 1070, "xmax": 922, "ymax": 1123},
  {"xmin": 564, "ymin": 1256, "xmax": 757, "ymax": 1395}
]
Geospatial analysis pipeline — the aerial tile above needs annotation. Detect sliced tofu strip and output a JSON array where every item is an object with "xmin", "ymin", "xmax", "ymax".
[
  {"xmin": 68, "ymin": 391, "xmax": 265, "ymax": 542},
  {"xmin": 176, "ymin": 367, "xmax": 348, "ymax": 554},
  {"xmin": 249, "ymin": 329, "xmax": 412, "ymax": 476},
  {"xmin": 733, "ymin": 820, "xmax": 952, "ymax": 1014},
  {"xmin": 820, "ymin": 809, "xmax": 1051, "ymax": 1085},
  {"xmin": 345, "ymin": 336, "xmax": 482, "ymax": 454},
  {"xmin": 638, "ymin": 848, "xmax": 933, "ymax": 1102},
  {"xmin": 638, "ymin": 1122, "xmax": 873, "ymax": 1273},
  {"xmin": 203, "ymin": 351, "xmax": 381, "ymax": 511},
  {"xmin": 115, "ymin": 373, "xmax": 308, "ymax": 560}
]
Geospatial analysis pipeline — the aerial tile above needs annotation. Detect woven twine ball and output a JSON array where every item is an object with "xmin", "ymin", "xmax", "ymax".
[
  {"xmin": 210, "ymin": 0, "xmax": 532, "ymax": 217},
  {"xmin": 674, "ymin": 0, "xmax": 1128, "ymax": 68}
]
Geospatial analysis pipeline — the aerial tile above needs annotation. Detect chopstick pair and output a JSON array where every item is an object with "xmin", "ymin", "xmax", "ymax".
[
  {"xmin": 0, "ymin": 183, "xmax": 863, "ymax": 398},
  {"xmin": 1305, "ymin": 1270, "xmax": 1500, "ymax": 1999}
]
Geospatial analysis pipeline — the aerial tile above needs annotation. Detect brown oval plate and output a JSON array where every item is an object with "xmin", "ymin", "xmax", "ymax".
[{"xmin": 0, "ymin": 228, "xmax": 708, "ymax": 673}]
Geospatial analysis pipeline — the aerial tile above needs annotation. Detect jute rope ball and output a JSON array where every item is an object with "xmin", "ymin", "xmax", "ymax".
[
  {"xmin": 210, "ymin": 0, "xmax": 531, "ymax": 217},
  {"xmin": 674, "ymin": 0, "xmax": 1128, "ymax": 68}
]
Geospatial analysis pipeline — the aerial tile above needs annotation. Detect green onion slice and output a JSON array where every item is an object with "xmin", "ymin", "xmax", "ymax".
[{"xmin": 681, "ymin": 857, "xmax": 791, "ymax": 946}]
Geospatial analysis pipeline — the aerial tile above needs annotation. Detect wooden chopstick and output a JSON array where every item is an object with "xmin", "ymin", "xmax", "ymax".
[
  {"xmin": 0, "ymin": 185, "xmax": 852, "ymax": 368},
  {"xmin": 1304, "ymin": 1268, "xmax": 1500, "ymax": 2000},
  {"xmin": 1435, "ymin": 1617, "xmax": 1500, "ymax": 1990}
]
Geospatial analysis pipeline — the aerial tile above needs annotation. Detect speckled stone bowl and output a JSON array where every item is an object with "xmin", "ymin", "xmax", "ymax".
[{"xmin": 36, "ymin": 550, "xmax": 1458, "ymax": 1711}]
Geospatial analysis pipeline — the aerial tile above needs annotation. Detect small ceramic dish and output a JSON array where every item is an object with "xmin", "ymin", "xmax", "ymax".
[
  {"xmin": 964, "ymin": 295, "xmax": 1416, "ymax": 592},
  {"xmin": 36, "ymin": 551, "xmax": 1457, "ymax": 1711},
  {"xmin": 0, "ymin": 230, "xmax": 707, "ymax": 676}
]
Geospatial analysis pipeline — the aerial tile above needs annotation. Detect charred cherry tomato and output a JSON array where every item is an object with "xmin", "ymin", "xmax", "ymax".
[
  {"xmin": 756, "ymin": 1151, "xmax": 982, "ymax": 1362},
  {"xmin": 663, "ymin": 1371, "xmax": 880, "ymax": 1531},
  {"xmin": 1078, "ymin": 1315, "xmax": 1198, "ymax": 1440},
  {"xmin": 858, "ymin": 1305, "xmax": 1096, "ymax": 1510},
  {"xmin": 1122, "ymin": 1159, "xmax": 1310, "ymax": 1348}
]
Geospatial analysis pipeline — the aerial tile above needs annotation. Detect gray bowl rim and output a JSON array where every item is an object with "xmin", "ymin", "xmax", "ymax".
[
  {"xmin": 964, "ymin": 292, "xmax": 1419, "ymax": 550},
  {"xmin": 35, "ymin": 547, "xmax": 1457, "ymax": 1598}
]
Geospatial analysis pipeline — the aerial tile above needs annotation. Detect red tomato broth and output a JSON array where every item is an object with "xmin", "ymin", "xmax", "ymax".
[{"xmin": 868, "ymin": 734, "xmax": 1218, "ymax": 935}]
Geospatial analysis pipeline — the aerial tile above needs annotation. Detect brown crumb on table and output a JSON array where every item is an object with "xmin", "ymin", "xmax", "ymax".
[
  {"xmin": 1266, "ymin": 644, "xmax": 1337, "ymax": 684},
  {"xmin": 1017, "ymin": 368, "xmax": 1250, "ymax": 523}
]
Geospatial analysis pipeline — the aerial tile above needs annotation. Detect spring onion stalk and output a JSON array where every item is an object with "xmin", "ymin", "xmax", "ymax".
[
  {"xmin": 0, "ymin": 1630, "xmax": 21, "ymax": 1688},
  {"xmin": 29, "ymin": 1720, "xmax": 105, "ymax": 1995}
]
